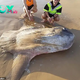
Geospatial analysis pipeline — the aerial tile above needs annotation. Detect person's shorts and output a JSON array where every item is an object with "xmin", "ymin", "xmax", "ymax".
[
  {"xmin": 23, "ymin": 4, "xmax": 34, "ymax": 11},
  {"xmin": 44, "ymin": 12, "xmax": 55, "ymax": 19},
  {"xmin": 28, "ymin": 4, "xmax": 34, "ymax": 10}
]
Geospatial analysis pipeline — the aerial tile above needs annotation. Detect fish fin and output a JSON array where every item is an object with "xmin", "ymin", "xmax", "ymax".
[{"xmin": 7, "ymin": 54, "xmax": 30, "ymax": 80}]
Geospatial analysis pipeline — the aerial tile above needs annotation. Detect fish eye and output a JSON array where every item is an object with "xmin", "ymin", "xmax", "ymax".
[{"xmin": 62, "ymin": 28, "xmax": 66, "ymax": 30}]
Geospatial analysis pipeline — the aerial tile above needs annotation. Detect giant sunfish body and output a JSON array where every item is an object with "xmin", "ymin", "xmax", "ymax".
[{"xmin": 0, "ymin": 26, "xmax": 74, "ymax": 80}]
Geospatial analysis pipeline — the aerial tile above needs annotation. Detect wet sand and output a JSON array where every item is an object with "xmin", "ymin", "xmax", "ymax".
[{"xmin": 0, "ymin": 0, "xmax": 80, "ymax": 80}]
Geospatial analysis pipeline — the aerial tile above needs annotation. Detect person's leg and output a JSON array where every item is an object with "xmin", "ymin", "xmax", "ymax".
[
  {"xmin": 31, "ymin": 6, "xmax": 37, "ymax": 13},
  {"xmin": 49, "ymin": 15, "xmax": 60, "ymax": 25},
  {"xmin": 28, "ymin": 5, "xmax": 35, "ymax": 21},
  {"xmin": 29, "ymin": 10, "xmax": 34, "ymax": 21},
  {"xmin": 23, "ymin": 6, "xmax": 28, "ymax": 18},
  {"xmin": 54, "ymin": 15, "xmax": 60, "ymax": 21},
  {"xmin": 32, "ymin": 0, "xmax": 37, "ymax": 13},
  {"xmin": 23, "ymin": 5, "xmax": 34, "ymax": 21},
  {"xmin": 50, "ymin": 18, "xmax": 54, "ymax": 24},
  {"xmin": 23, "ymin": 6, "xmax": 26, "ymax": 13},
  {"xmin": 41, "ymin": 12, "xmax": 47, "ymax": 22}
]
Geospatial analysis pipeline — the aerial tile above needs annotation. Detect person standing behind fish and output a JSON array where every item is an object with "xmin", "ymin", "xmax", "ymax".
[
  {"xmin": 22, "ymin": 0, "xmax": 37, "ymax": 21},
  {"xmin": 41, "ymin": 0, "xmax": 62, "ymax": 25}
]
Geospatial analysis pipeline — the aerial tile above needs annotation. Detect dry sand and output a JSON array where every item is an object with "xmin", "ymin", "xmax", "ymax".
[{"xmin": 0, "ymin": 0, "xmax": 80, "ymax": 80}]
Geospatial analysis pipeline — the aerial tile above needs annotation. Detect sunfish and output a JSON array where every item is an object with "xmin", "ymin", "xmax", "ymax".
[{"xmin": 0, "ymin": 26, "xmax": 74, "ymax": 80}]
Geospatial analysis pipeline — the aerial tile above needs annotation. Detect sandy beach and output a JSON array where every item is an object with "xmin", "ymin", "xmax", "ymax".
[{"xmin": 0, "ymin": 0, "xmax": 80, "ymax": 80}]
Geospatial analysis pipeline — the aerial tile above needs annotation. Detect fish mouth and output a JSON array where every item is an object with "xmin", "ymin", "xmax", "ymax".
[
  {"xmin": 63, "ymin": 40, "xmax": 74, "ymax": 50},
  {"xmin": 61, "ymin": 28, "xmax": 75, "ymax": 49},
  {"xmin": 63, "ymin": 34, "xmax": 75, "ymax": 50}
]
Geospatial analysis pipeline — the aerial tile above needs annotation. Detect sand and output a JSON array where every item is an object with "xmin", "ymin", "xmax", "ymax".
[{"xmin": 0, "ymin": 0, "xmax": 80, "ymax": 80}]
